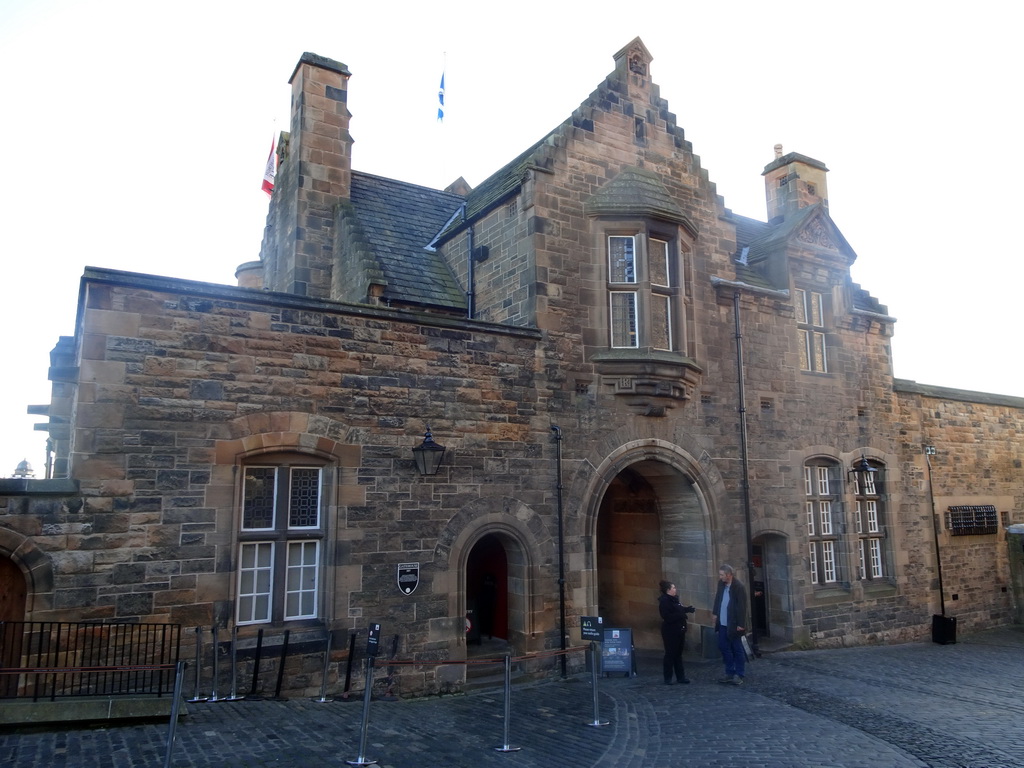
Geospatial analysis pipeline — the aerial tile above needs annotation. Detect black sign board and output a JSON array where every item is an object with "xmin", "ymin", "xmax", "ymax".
[
  {"xmin": 366, "ymin": 623, "xmax": 382, "ymax": 657},
  {"xmin": 580, "ymin": 616, "xmax": 603, "ymax": 642},
  {"xmin": 397, "ymin": 562, "xmax": 420, "ymax": 595},
  {"xmin": 600, "ymin": 627, "xmax": 634, "ymax": 675}
]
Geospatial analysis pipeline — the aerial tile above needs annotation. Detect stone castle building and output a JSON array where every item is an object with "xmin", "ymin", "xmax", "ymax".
[{"xmin": 2, "ymin": 40, "xmax": 1021, "ymax": 696}]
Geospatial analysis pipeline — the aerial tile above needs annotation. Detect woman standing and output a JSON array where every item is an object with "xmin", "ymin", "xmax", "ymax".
[{"xmin": 658, "ymin": 580, "xmax": 695, "ymax": 685}]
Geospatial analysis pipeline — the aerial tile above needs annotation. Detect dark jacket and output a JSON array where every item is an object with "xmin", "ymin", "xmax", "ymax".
[
  {"xmin": 712, "ymin": 578, "xmax": 747, "ymax": 640},
  {"xmin": 659, "ymin": 593, "xmax": 691, "ymax": 634}
]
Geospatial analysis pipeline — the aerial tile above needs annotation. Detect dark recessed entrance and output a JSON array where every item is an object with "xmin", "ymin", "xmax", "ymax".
[{"xmin": 466, "ymin": 534, "xmax": 508, "ymax": 644}]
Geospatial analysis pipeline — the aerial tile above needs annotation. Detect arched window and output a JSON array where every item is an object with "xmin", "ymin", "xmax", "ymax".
[
  {"xmin": 853, "ymin": 460, "xmax": 886, "ymax": 580},
  {"xmin": 236, "ymin": 452, "xmax": 331, "ymax": 625},
  {"xmin": 804, "ymin": 459, "xmax": 843, "ymax": 585}
]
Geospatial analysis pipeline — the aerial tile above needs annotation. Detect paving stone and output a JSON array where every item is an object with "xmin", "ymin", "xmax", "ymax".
[{"xmin": 1, "ymin": 626, "xmax": 1022, "ymax": 767}]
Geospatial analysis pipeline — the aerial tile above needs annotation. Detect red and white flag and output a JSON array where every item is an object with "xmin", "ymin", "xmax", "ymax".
[{"xmin": 262, "ymin": 138, "xmax": 276, "ymax": 196}]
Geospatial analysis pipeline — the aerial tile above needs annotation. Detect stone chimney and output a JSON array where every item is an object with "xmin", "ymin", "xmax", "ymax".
[
  {"xmin": 260, "ymin": 53, "xmax": 353, "ymax": 297},
  {"xmin": 762, "ymin": 145, "xmax": 829, "ymax": 223}
]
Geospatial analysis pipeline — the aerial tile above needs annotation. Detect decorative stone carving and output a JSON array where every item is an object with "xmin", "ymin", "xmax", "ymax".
[{"xmin": 798, "ymin": 217, "xmax": 837, "ymax": 250}]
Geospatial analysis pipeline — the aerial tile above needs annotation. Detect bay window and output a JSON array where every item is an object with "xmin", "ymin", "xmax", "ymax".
[{"xmin": 607, "ymin": 233, "xmax": 681, "ymax": 351}]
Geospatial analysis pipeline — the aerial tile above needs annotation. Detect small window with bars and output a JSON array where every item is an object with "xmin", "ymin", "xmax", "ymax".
[{"xmin": 946, "ymin": 505, "xmax": 998, "ymax": 536}]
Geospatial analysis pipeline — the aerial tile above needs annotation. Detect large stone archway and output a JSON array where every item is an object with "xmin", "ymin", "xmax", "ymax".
[
  {"xmin": 595, "ymin": 459, "xmax": 712, "ymax": 649},
  {"xmin": 577, "ymin": 441, "xmax": 720, "ymax": 651}
]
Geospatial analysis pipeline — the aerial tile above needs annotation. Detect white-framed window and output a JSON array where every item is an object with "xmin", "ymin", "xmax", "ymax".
[
  {"xmin": 607, "ymin": 233, "xmax": 682, "ymax": 351},
  {"xmin": 237, "ymin": 462, "xmax": 325, "ymax": 625},
  {"xmin": 795, "ymin": 289, "xmax": 828, "ymax": 372},
  {"xmin": 853, "ymin": 461, "xmax": 886, "ymax": 580},
  {"xmin": 805, "ymin": 461, "xmax": 841, "ymax": 585}
]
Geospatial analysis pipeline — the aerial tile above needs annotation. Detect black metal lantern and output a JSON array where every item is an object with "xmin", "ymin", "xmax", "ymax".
[
  {"xmin": 849, "ymin": 454, "xmax": 878, "ymax": 492},
  {"xmin": 412, "ymin": 426, "xmax": 446, "ymax": 476}
]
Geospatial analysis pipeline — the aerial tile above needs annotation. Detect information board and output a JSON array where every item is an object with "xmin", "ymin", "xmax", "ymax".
[{"xmin": 600, "ymin": 627, "xmax": 634, "ymax": 676}]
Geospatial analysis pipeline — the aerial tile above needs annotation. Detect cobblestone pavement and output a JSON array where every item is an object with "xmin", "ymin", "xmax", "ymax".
[{"xmin": 2, "ymin": 625, "xmax": 1022, "ymax": 768}]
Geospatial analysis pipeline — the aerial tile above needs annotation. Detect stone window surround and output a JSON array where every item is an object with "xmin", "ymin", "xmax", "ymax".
[
  {"xmin": 602, "ymin": 222, "xmax": 689, "ymax": 352},
  {"xmin": 236, "ymin": 452, "xmax": 332, "ymax": 626},
  {"xmin": 795, "ymin": 287, "xmax": 830, "ymax": 374}
]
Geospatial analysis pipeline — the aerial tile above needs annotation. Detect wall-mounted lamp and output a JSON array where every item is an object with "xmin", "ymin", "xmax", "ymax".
[
  {"xmin": 849, "ymin": 454, "xmax": 879, "ymax": 491},
  {"xmin": 412, "ymin": 426, "xmax": 446, "ymax": 476}
]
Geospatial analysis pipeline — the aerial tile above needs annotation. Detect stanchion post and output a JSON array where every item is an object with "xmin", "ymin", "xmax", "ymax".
[
  {"xmin": 225, "ymin": 625, "xmax": 244, "ymax": 700},
  {"xmin": 585, "ymin": 641, "xmax": 610, "ymax": 727},
  {"xmin": 163, "ymin": 661, "xmax": 186, "ymax": 768},
  {"xmin": 346, "ymin": 624, "xmax": 381, "ymax": 766},
  {"xmin": 186, "ymin": 626, "xmax": 207, "ymax": 703},
  {"xmin": 208, "ymin": 625, "xmax": 221, "ymax": 702},
  {"xmin": 315, "ymin": 630, "xmax": 333, "ymax": 702},
  {"xmin": 494, "ymin": 654, "xmax": 521, "ymax": 752}
]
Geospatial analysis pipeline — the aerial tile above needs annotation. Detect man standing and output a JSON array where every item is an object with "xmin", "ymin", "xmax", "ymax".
[{"xmin": 711, "ymin": 564, "xmax": 748, "ymax": 684}]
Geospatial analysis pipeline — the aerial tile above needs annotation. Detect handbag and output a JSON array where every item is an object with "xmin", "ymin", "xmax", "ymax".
[{"xmin": 740, "ymin": 634, "xmax": 754, "ymax": 661}]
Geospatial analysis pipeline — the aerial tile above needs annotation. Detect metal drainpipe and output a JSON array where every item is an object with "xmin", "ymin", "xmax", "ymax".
[
  {"xmin": 551, "ymin": 425, "xmax": 567, "ymax": 678},
  {"xmin": 925, "ymin": 451, "xmax": 946, "ymax": 616},
  {"xmin": 733, "ymin": 290, "xmax": 759, "ymax": 655}
]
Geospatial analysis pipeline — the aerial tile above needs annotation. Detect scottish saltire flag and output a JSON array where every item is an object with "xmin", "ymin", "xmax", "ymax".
[
  {"xmin": 437, "ymin": 72, "xmax": 445, "ymax": 122},
  {"xmin": 262, "ymin": 138, "xmax": 276, "ymax": 196}
]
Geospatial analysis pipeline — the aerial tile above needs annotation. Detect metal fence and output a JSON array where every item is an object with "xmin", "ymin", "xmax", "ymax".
[{"xmin": 0, "ymin": 621, "xmax": 182, "ymax": 700}]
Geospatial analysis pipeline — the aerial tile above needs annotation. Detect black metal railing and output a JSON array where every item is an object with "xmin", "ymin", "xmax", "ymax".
[{"xmin": 0, "ymin": 621, "xmax": 182, "ymax": 700}]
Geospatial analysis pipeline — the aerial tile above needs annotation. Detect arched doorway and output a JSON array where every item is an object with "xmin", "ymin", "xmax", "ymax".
[
  {"xmin": 0, "ymin": 555, "xmax": 26, "ymax": 623},
  {"xmin": 596, "ymin": 460, "xmax": 711, "ymax": 649},
  {"xmin": 0, "ymin": 556, "xmax": 27, "ymax": 697},
  {"xmin": 466, "ymin": 534, "xmax": 509, "ymax": 646},
  {"xmin": 751, "ymin": 533, "xmax": 791, "ymax": 641}
]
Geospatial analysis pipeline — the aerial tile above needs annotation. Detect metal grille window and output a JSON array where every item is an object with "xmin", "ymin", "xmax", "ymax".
[
  {"xmin": 238, "ymin": 462, "xmax": 324, "ymax": 625},
  {"xmin": 805, "ymin": 462, "xmax": 841, "ymax": 585},
  {"xmin": 795, "ymin": 289, "xmax": 828, "ymax": 373},
  {"xmin": 946, "ymin": 505, "xmax": 998, "ymax": 536},
  {"xmin": 853, "ymin": 460, "xmax": 886, "ymax": 580}
]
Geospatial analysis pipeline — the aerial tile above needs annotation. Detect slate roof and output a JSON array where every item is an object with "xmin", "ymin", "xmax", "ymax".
[
  {"xmin": 463, "ymin": 136, "xmax": 552, "ymax": 223},
  {"xmin": 729, "ymin": 209, "xmax": 887, "ymax": 314},
  {"xmin": 347, "ymin": 172, "xmax": 467, "ymax": 310}
]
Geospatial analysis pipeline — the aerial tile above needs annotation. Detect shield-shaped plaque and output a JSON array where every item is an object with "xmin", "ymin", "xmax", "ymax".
[{"xmin": 397, "ymin": 562, "xmax": 420, "ymax": 595}]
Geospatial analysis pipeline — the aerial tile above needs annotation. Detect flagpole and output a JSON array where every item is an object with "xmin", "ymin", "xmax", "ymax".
[{"xmin": 437, "ymin": 52, "xmax": 447, "ymax": 186}]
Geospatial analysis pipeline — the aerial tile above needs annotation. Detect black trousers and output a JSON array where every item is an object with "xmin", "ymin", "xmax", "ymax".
[{"xmin": 661, "ymin": 625, "xmax": 686, "ymax": 682}]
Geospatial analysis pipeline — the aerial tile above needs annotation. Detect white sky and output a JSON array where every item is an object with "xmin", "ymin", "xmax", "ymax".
[{"xmin": 1, "ymin": 0, "xmax": 1021, "ymax": 478}]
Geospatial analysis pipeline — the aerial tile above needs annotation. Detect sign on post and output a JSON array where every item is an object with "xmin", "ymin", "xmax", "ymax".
[
  {"xmin": 580, "ymin": 616, "xmax": 603, "ymax": 642},
  {"xmin": 366, "ymin": 623, "xmax": 382, "ymax": 657}
]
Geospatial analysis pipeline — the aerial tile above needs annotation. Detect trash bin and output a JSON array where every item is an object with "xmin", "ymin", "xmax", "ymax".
[{"xmin": 932, "ymin": 614, "xmax": 956, "ymax": 644}]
